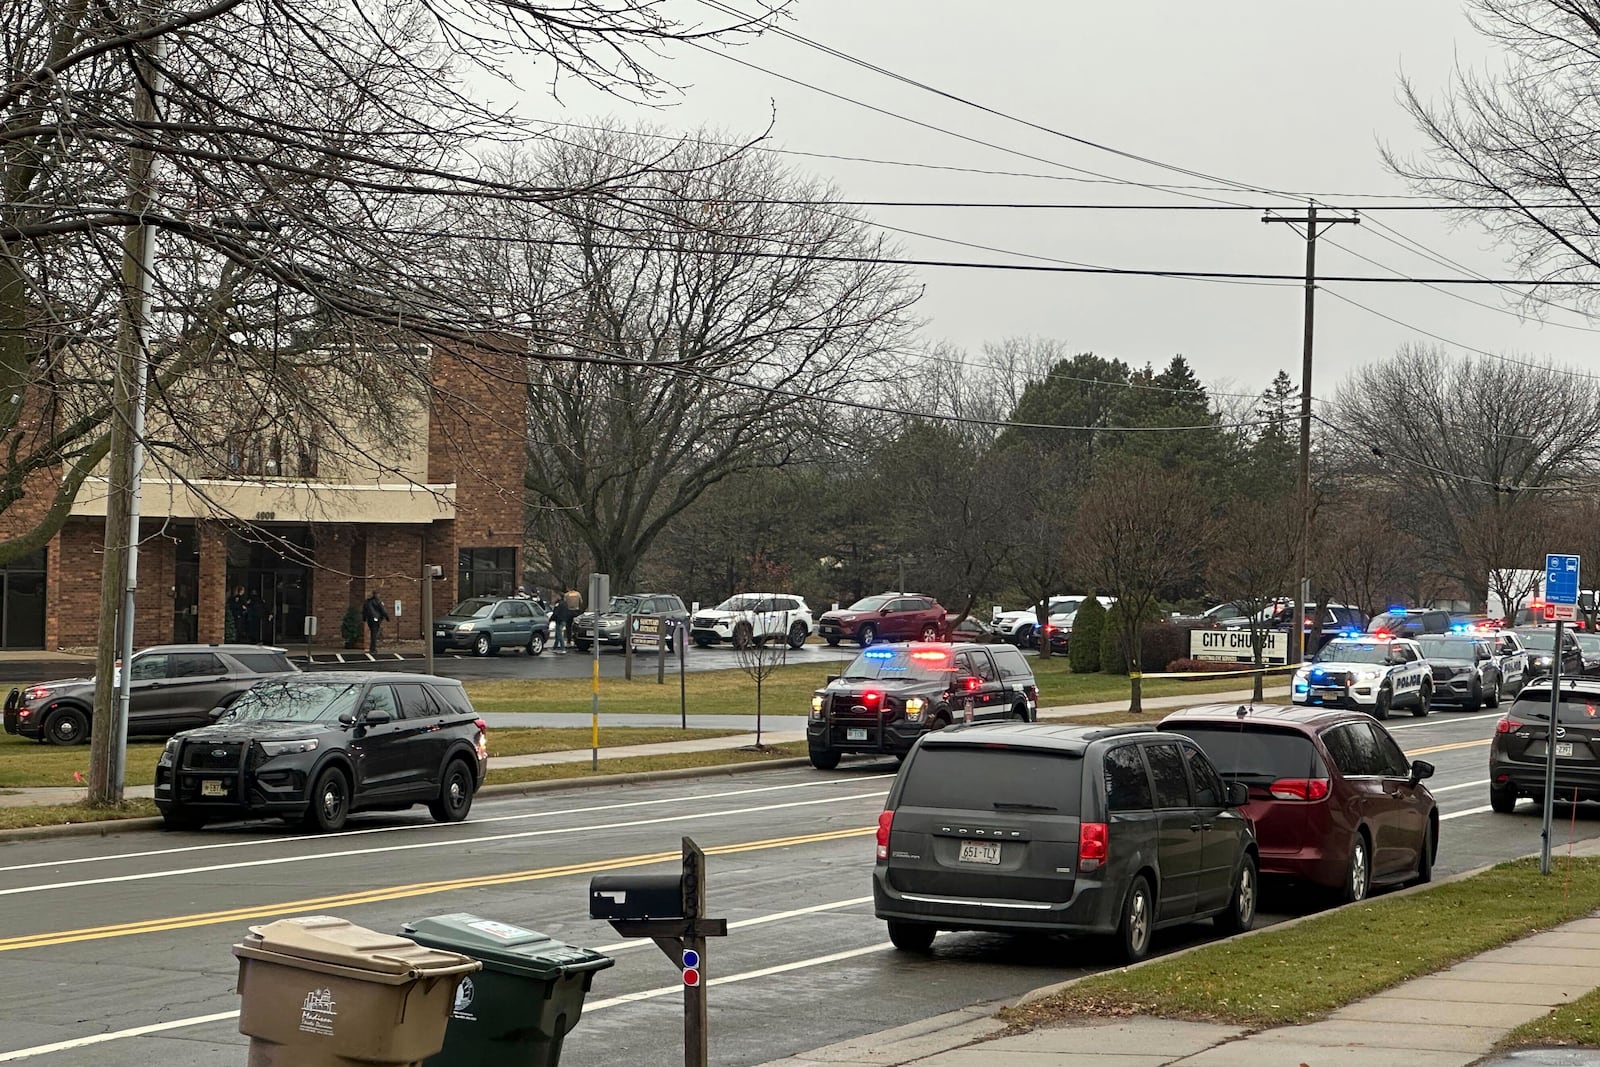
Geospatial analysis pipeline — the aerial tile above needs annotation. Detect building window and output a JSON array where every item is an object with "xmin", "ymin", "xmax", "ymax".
[
  {"xmin": 458, "ymin": 547, "xmax": 515, "ymax": 599},
  {"xmin": 223, "ymin": 429, "xmax": 319, "ymax": 478}
]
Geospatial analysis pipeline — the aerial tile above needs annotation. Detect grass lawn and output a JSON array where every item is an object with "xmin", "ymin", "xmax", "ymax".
[
  {"xmin": 484, "ymin": 741, "xmax": 809, "ymax": 786},
  {"xmin": 463, "ymin": 653, "xmax": 1283, "ymax": 716},
  {"xmin": 0, "ymin": 799, "xmax": 158, "ymax": 831},
  {"xmin": 1501, "ymin": 986, "xmax": 1600, "ymax": 1049},
  {"xmin": 1004, "ymin": 857, "xmax": 1600, "ymax": 1031}
]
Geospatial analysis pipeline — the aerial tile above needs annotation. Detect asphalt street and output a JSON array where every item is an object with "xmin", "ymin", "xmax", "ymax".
[{"xmin": 0, "ymin": 708, "xmax": 1585, "ymax": 1066}]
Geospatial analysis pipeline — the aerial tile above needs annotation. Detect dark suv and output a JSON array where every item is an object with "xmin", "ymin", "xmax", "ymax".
[
  {"xmin": 153, "ymin": 672, "xmax": 488, "ymax": 832},
  {"xmin": 3, "ymin": 644, "xmax": 299, "ymax": 746},
  {"xmin": 817, "ymin": 593, "xmax": 946, "ymax": 648},
  {"xmin": 1489, "ymin": 678, "xmax": 1600, "ymax": 813},
  {"xmin": 433, "ymin": 596, "xmax": 551, "ymax": 657},
  {"xmin": 1161, "ymin": 704, "xmax": 1437, "ymax": 900},
  {"xmin": 574, "ymin": 593, "xmax": 690, "ymax": 652},
  {"xmin": 807, "ymin": 642, "xmax": 1037, "ymax": 769},
  {"xmin": 873, "ymin": 723, "xmax": 1257, "ymax": 962}
]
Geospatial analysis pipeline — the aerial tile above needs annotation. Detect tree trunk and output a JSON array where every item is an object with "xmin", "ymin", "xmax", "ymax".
[
  {"xmin": 1128, "ymin": 624, "xmax": 1143, "ymax": 715},
  {"xmin": 1034, "ymin": 602, "xmax": 1052, "ymax": 658}
]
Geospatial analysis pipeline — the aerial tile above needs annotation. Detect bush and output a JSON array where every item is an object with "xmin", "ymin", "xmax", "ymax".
[
  {"xmin": 1101, "ymin": 603, "xmax": 1130, "ymax": 674},
  {"xmin": 1164, "ymin": 658, "xmax": 1242, "ymax": 674},
  {"xmin": 1071, "ymin": 594, "xmax": 1105, "ymax": 673},
  {"xmin": 1140, "ymin": 622, "xmax": 1188, "ymax": 673},
  {"xmin": 340, "ymin": 608, "xmax": 363, "ymax": 648},
  {"xmin": 1100, "ymin": 602, "xmax": 1168, "ymax": 675}
]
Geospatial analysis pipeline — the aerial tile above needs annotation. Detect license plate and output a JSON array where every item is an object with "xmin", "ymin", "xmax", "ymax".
[
  {"xmin": 200, "ymin": 780, "xmax": 226, "ymax": 797},
  {"xmin": 958, "ymin": 841, "xmax": 1001, "ymax": 865},
  {"xmin": 1557, "ymin": 742, "xmax": 1575, "ymax": 758},
  {"xmin": 847, "ymin": 727, "xmax": 867, "ymax": 741},
  {"xmin": 435, "ymin": 629, "xmax": 446, "ymax": 638}
]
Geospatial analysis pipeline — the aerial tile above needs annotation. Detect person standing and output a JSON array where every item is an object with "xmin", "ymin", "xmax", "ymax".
[
  {"xmin": 228, "ymin": 585, "xmax": 248, "ymax": 642},
  {"xmin": 241, "ymin": 589, "xmax": 269, "ymax": 645},
  {"xmin": 362, "ymin": 590, "xmax": 390, "ymax": 653},
  {"xmin": 551, "ymin": 590, "xmax": 572, "ymax": 654}
]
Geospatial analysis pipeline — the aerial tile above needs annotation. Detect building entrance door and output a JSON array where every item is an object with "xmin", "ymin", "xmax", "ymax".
[{"xmin": 227, "ymin": 528, "xmax": 312, "ymax": 644}]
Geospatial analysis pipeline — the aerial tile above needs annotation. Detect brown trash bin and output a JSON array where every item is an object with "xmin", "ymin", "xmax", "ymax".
[{"xmin": 233, "ymin": 914, "xmax": 481, "ymax": 1067}]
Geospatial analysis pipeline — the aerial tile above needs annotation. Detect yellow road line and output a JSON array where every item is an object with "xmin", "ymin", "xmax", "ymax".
[
  {"xmin": 1408, "ymin": 738, "xmax": 1491, "ymax": 756},
  {"xmin": 0, "ymin": 826, "xmax": 874, "ymax": 953}
]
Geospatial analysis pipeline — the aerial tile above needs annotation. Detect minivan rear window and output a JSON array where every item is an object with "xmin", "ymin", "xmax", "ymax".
[
  {"xmin": 899, "ymin": 746, "xmax": 1082, "ymax": 813},
  {"xmin": 1162, "ymin": 724, "xmax": 1327, "ymax": 784}
]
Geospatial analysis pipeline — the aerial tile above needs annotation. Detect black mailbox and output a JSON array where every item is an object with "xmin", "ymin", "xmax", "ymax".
[{"xmin": 590, "ymin": 873, "xmax": 685, "ymax": 921}]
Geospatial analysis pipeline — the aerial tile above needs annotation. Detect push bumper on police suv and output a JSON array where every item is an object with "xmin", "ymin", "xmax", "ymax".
[{"xmin": 1291, "ymin": 667, "xmax": 1383, "ymax": 710}]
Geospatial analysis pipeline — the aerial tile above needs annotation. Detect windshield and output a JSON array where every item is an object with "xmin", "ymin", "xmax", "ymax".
[
  {"xmin": 1313, "ymin": 640, "xmax": 1390, "ymax": 665},
  {"xmin": 225, "ymin": 681, "xmax": 360, "ymax": 723},
  {"xmin": 1164, "ymin": 724, "xmax": 1327, "ymax": 782},
  {"xmin": 715, "ymin": 595, "xmax": 765, "ymax": 612},
  {"xmin": 840, "ymin": 646, "xmax": 955, "ymax": 682},
  {"xmin": 1518, "ymin": 630, "xmax": 1557, "ymax": 651},
  {"xmin": 846, "ymin": 596, "xmax": 893, "ymax": 612},
  {"xmin": 1509, "ymin": 691, "xmax": 1600, "ymax": 723},
  {"xmin": 447, "ymin": 599, "xmax": 496, "ymax": 618},
  {"xmin": 1577, "ymin": 635, "xmax": 1600, "ymax": 653},
  {"xmin": 1046, "ymin": 597, "xmax": 1083, "ymax": 614},
  {"xmin": 1417, "ymin": 637, "xmax": 1478, "ymax": 660},
  {"xmin": 605, "ymin": 595, "xmax": 641, "ymax": 614}
]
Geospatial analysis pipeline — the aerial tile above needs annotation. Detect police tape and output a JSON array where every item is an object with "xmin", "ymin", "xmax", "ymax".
[{"xmin": 1127, "ymin": 665, "xmax": 1300, "ymax": 681}]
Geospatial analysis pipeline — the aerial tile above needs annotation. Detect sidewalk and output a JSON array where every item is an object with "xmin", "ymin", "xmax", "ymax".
[{"xmin": 760, "ymin": 842, "xmax": 1600, "ymax": 1067}]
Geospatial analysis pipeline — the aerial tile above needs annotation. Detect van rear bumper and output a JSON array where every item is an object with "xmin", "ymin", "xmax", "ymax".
[{"xmin": 871, "ymin": 866, "xmax": 1120, "ymax": 935}]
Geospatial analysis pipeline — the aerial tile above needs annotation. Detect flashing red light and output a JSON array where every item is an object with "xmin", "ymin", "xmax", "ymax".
[
  {"xmin": 1373, "ymin": 630, "xmax": 1391, "ymax": 639},
  {"xmin": 876, "ymin": 810, "xmax": 893, "ymax": 860},
  {"xmin": 1078, "ymin": 822, "xmax": 1108, "ymax": 870},
  {"xmin": 1268, "ymin": 778, "xmax": 1331, "ymax": 801},
  {"xmin": 909, "ymin": 650, "xmax": 949, "ymax": 663},
  {"xmin": 863, "ymin": 690, "xmax": 881, "ymax": 705},
  {"xmin": 1496, "ymin": 718, "xmax": 1521, "ymax": 734},
  {"xmin": 963, "ymin": 677, "xmax": 980, "ymax": 692},
  {"xmin": 22, "ymin": 687, "xmax": 48, "ymax": 703}
]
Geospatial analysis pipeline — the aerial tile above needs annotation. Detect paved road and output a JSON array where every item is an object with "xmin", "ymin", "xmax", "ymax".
[
  {"xmin": 0, "ymin": 709, "xmax": 1585, "ymax": 1066},
  {"xmin": 303, "ymin": 641, "xmax": 865, "ymax": 682}
]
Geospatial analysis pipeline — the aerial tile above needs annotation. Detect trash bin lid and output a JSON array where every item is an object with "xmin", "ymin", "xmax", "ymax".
[
  {"xmin": 241, "ymin": 915, "xmax": 478, "ymax": 979},
  {"xmin": 402, "ymin": 914, "xmax": 615, "ymax": 981}
]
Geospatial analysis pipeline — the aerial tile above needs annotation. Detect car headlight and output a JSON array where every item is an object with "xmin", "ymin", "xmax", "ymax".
[
  {"xmin": 258, "ymin": 738, "xmax": 319, "ymax": 757},
  {"xmin": 455, "ymin": 622, "xmax": 476, "ymax": 632},
  {"xmin": 159, "ymin": 737, "xmax": 179, "ymax": 765},
  {"xmin": 905, "ymin": 697, "xmax": 925, "ymax": 722},
  {"xmin": 810, "ymin": 694, "xmax": 824, "ymax": 720},
  {"xmin": 1353, "ymin": 669, "xmax": 1381, "ymax": 683}
]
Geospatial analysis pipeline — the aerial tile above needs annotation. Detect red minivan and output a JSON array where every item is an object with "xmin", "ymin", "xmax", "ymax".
[{"xmin": 1159, "ymin": 704, "xmax": 1438, "ymax": 902}]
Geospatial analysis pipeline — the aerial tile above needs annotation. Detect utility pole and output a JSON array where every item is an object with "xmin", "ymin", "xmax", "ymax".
[{"xmin": 1263, "ymin": 202, "xmax": 1359, "ymax": 665}]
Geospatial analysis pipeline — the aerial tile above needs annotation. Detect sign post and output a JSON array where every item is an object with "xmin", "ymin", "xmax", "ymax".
[
  {"xmin": 589, "ymin": 573, "xmax": 609, "ymax": 772},
  {"xmin": 1542, "ymin": 553, "xmax": 1580, "ymax": 875}
]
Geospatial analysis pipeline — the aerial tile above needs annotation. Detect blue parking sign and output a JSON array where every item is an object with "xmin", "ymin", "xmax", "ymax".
[{"xmin": 1547, "ymin": 553, "xmax": 1581, "ymax": 607}]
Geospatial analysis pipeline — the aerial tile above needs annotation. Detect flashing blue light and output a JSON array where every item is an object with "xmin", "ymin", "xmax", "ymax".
[
  {"xmin": 1294, "ymin": 682, "xmax": 1309, "ymax": 694},
  {"xmin": 1310, "ymin": 668, "xmax": 1326, "ymax": 681},
  {"xmin": 1451, "ymin": 622, "xmax": 1468, "ymax": 633},
  {"xmin": 1340, "ymin": 628, "xmax": 1359, "ymax": 638},
  {"xmin": 862, "ymin": 648, "xmax": 895, "ymax": 661}
]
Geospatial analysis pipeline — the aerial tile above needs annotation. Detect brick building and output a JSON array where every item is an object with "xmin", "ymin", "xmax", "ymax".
[{"xmin": 1, "ymin": 337, "xmax": 526, "ymax": 650}]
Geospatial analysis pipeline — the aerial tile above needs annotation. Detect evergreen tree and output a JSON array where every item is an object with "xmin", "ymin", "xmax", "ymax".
[{"xmin": 1069, "ymin": 594, "xmax": 1105, "ymax": 673}]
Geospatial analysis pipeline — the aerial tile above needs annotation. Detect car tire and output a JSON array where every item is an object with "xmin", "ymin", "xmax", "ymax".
[
  {"xmin": 886, "ymin": 919, "xmax": 936, "ymax": 952},
  {"xmin": 1465, "ymin": 679, "xmax": 1481, "ymax": 712},
  {"xmin": 1489, "ymin": 780, "xmax": 1517, "ymax": 813},
  {"xmin": 858, "ymin": 623, "xmax": 878, "ymax": 647},
  {"xmin": 919, "ymin": 622, "xmax": 939, "ymax": 642},
  {"xmin": 473, "ymin": 633, "xmax": 494, "ymax": 657},
  {"xmin": 160, "ymin": 810, "xmax": 207, "ymax": 832},
  {"xmin": 1017, "ymin": 623, "xmax": 1035, "ymax": 648},
  {"xmin": 303, "ymin": 766, "xmax": 351, "ymax": 833},
  {"xmin": 1214, "ymin": 854, "xmax": 1258, "ymax": 934},
  {"xmin": 525, "ymin": 632, "xmax": 545, "ymax": 656},
  {"xmin": 1488, "ymin": 679, "xmax": 1502, "ymax": 709},
  {"xmin": 808, "ymin": 746, "xmax": 841, "ymax": 771},
  {"xmin": 43, "ymin": 707, "xmax": 89, "ymax": 746},
  {"xmin": 694, "ymin": 636, "xmax": 713, "ymax": 648},
  {"xmin": 732, "ymin": 622, "xmax": 753, "ymax": 650},
  {"xmin": 825, "ymin": 636, "xmax": 840, "ymax": 647},
  {"xmin": 1116, "ymin": 875, "xmax": 1155, "ymax": 963},
  {"xmin": 787, "ymin": 623, "xmax": 808, "ymax": 650},
  {"xmin": 1372, "ymin": 687, "xmax": 1391, "ymax": 721},
  {"xmin": 1412, "ymin": 682, "xmax": 1432, "ymax": 718},
  {"xmin": 1341, "ymin": 831, "xmax": 1371, "ymax": 903},
  {"xmin": 575, "ymin": 640, "xmax": 592, "ymax": 654},
  {"xmin": 1011, "ymin": 704, "xmax": 1030, "ymax": 722},
  {"xmin": 429, "ymin": 759, "xmax": 475, "ymax": 823},
  {"xmin": 1416, "ymin": 823, "xmax": 1435, "ymax": 885}
]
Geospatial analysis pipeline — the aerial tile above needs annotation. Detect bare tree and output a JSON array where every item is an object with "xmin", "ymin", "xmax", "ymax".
[
  {"xmin": 1314, "ymin": 496, "xmax": 1417, "ymax": 618},
  {"xmin": 732, "ymin": 612, "xmax": 790, "ymax": 748},
  {"xmin": 1208, "ymin": 498, "xmax": 1296, "ymax": 701},
  {"xmin": 1075, "ymin": 460, "xmax": 1213, "ymax": 713},
  {"xmin": 992, "ymin": 442, "xmax": 1079, "ymax": 658}
]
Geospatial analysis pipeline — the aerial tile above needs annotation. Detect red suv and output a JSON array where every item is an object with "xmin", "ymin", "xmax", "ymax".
[
  {"xmin": 1159, "ymin": 704, "xmax": 1437, "ymax": 902},
  {"xmin": 817, "ymin": 593, "xmax": 946, "ymax": 648}
]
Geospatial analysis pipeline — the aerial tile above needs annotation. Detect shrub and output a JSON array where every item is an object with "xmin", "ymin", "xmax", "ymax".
[
  {"xmin": 1100, "ymin": 602, "xmax": 1166, "ymax": 675},
  {"xmin": 1071, "ymin": 594, "xmax": 1105, "ymax": 673},
  {"xmin": 1101, "ymin": 603, "xmax": 1130, "ymax": 674},
  {"xmin": 1140, "ymin": 622, "xmax": 1188, "ymax": 673},
  {"xmin": 1164, "ymin": 658, "xmax": 1242, "ymax": 674},
  {"xmin": 340, "ymin": 608, "xmax": 363, "ymax": 648}
]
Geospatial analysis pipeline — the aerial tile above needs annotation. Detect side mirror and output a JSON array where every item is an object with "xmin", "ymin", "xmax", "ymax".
[
  {"xmin": 880, "ymin": 607, "xmax": 893, "ymax": 615},
  {"xmin": 953, "ymin": 675, "xmax": 979, "ymax": 693},
  {"xmin": 1409, "ymin": 759, "xmax": 1435, "ymax": 785},
  {"xmin": 207, "ymin": 706, "xmax": 227, "ymax": 720},
  {"xmin": 337, "ymin": 711, "xmax": 356, "ymax": 727},
  {"xmin": 825, "ymin": 675, "xmax": 839, "ymax": 684},
  {"xmin": 1226, "ymin": 781, "xmax": 1250, "ymax": 807},
  {"xmin": 363, "ymin": 709, "xmax": 392, "ymax": 726}
]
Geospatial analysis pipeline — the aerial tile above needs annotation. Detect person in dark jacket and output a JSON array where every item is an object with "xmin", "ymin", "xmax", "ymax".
[
  {"xmin": 550, "ymin": 589, "xmax": 573, "ymax": 654},
  {"xmin": 228, "ymin": 585, "xmax": 248, "ymax": 641},
  {"xmin": 362, "ymin": 591, "xmax": 390, "ymax": 653}
]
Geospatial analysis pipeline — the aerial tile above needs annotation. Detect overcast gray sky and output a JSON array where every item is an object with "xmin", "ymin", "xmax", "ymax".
[{"xmin": 507, "ymin": 0, "xmax": 1596, "ymax": 403}]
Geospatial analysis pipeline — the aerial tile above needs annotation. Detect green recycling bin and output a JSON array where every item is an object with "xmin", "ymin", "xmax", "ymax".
[{"xmin": 401, "ymin": 913, "xmax": 615, "ymax": 1067}]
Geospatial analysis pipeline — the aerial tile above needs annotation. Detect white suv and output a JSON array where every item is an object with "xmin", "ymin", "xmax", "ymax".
[{"xmin": 690, "ymin": 594, "xmax": 814, "ymax": 650}]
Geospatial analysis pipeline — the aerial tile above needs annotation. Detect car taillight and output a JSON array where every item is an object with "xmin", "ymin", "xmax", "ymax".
[
  {"xmin": 474, "ymin": 718, "xmax": 489, "ymax": 757},
  {"xmin": 1078, "ymin": 822, "xmax": 1108, "ymax": 870},
  {"xmin": 876, "ymin": 810, "xmax": 893, "ymax": 860},
  {"xmin": 1496, "ymin": 718, "xmax": 1521, "ymax": 734},
  {"xmin": 1268, "ymin": 778, "xmax": 1331, "ymax": 801}
]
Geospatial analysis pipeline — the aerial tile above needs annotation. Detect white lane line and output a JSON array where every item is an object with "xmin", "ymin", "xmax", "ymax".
[
  {"xmin": 585, "ymin": 943, "xmax": 894, "ymax": 1011},
  {"xmin": 0, "ymin": 791, "xmax": 889, "ymax": 898},
  {"xmin": 0, "ymin": 1011, "xmax": 241, "ymax": 1062},
  {"xmin": 1429, "ymin": 780, "xmax": 1488, "ymax": 794},
  {"xmin": 1440, "ymin": 805, "xmax": 1494, "ymax": 821},
  {"xmin": 593, "ymin": 896, "xmax": 875, "ymax": 953},
  {"xmin": 0, "ymin": 774, "xmax": 895, "ymax": 876},
  {"xmin": 1389, "ymin": 712, "xmax": 1501, "ymax": 731}
]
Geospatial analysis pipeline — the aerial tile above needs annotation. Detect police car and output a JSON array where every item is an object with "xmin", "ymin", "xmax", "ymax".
[{"xmin": 1291, "ymin": 636, "xmax": 1433, "ymax": 720}]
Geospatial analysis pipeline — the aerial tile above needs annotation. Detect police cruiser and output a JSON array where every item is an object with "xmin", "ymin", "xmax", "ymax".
[{"xmin": 1291, "ymin": 635, "xmax": 1433, "ymax": 720}]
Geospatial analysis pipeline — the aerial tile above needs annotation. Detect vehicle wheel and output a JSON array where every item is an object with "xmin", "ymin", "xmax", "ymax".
[
  {"xmin": 808, "ymin": 746, "xmax": 841, "ymax": 770},
  {"xmin": 303, "ymin": 767, "xmax": 351, "ymax": 832},
  {"xmin": 43, "ymin": 707, "xmax": 89, "ymax": 746},
  {"xmin": 1018, "ymin": 623, "xmax": 1035, "ymax": 648},
  {"xmin": 1411, "ymin": 683, "xmax": 1432, "ymax": 718},
  {"xmin": 575, "ymin": 640, "xmax": 592, "ymax": 654},
  {"xmin": 429, "ymin": 759, "xmax": 475, "ymax": 823},
  {"xmin": 919, "ymin": 623, "xmax": 939, "ymax": 642},
  {"xmin": 1465, "ymin": 679, "xmax": 1481, "ymax": 712},
  {"xmin": 1488, "ymin": 679, "xmax": 1502, "ymax": 709},
  {"xmin": 1011, "ymin": 704, "xmax": 1030, "ymax": 722},
  {"xmin": 1116, "ymin": 875, "xmax": 1155, "ymax": 963},
  {"xmin": 1416, "ymin": 823, "xmax": 1435, "ymax": 885},
  {"xmin": 694, "ymin": 636, "xmax": 713, "ymax": 648},
  {"xmin": 1341, "ymin": 832, "xmax": 1371, "ymax": 903},
  {"xmin": 473, "ymin": 633, "xmax": 494, "ymax": 657},
  {"xmin": 525, "ymin": 632, "xmax": 545, "ymax": 656},
  {"xmin": 886, "ymin": 919, "xmax": 936, "ymax": 952},
  {"xmin": 858, "ymin": 623, "xmax": 878, "ymax": 647},
  {"xmin": 825, "ymin": 637, "xmax": 840, "ymax": 647},
  {"xmin": 160, "ymin": 810, "xmax": 207, "ymax": 832},
  {"xmin": 732, "ymin": 622, "xmax": 753, "ymax": 650},
  {"xmin": 787, "ymin": 622, "xmax": 808, "ymax": 650},
  {"xmin": 1215, "ymin": 854, "xmax": 1258, "ymax": 934},
  {"xmin": 1489, "ymin": 780, "xmax": 1517, "ymax": 813},
  {"xmin": 1372, "ymin": 687, "xmax": 1391, "ymax": 721}
]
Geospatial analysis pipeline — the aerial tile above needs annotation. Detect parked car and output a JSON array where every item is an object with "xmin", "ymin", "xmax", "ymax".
[
  {"xmin": 816, "ymin": 593, "xmax": 945, "ymax": 648},
  {"xmin": 873, "ymin": 722, "xmax": 1258, "ymax": 961},
  {"xmin": 1170, "ymin": 600, "xmax": 1258, "ymax": 627},
  {"xmin": 574, "ymin": 593, "xmax": 690, "ymax": 652},
  {"xmin": 1367, "ymin": 608, "xmax": 1452, "ymax": 639},
  {"xmin": 1160, "ymin": 704, "xmax": 1437, "ymax": 900},
  {"xmin": 1225, "ymin": 602, "xmax": 1366, "ymax": 651},
  {"xmin": 690, "ymin": 593, "xmax": 813, "ymax": 650},
  {"xmin": 1574, "ymin": 632, "xmax": 1600, "ymax": 677},
  {"xmin": 153, "ymin": 672, "xmax": 487, "ymax": 832},
  {"xmin": 991, "ymin": 595, "xmax": 1087, "ymax": 647},
  {"xmin": 1489, "ymin": 677, "xmax": 1600, "ymax": 813},
  {"xmin": 2, "ymin": 644, "xmax": 299, "ymax": 746},
  {"xmin": 945, "ymin": 614, "xmax": 998, "ymax": 642},
  {"xmin": 1040, "ymin": 595, "xmax": 1117, "ymax": 654},
  {"xmin": 1415, "ymin": 633, "xmax": 1505, "ymax": 709},
  {"xmin": 433, "ymin": 596, "xmax": 551, "ymax": 657},
  {"xmin": 1484, "ymin": 629, "xmax": 1529, "ymax": 696},
  {"xmin": 1512, "ymin": 626, "xmax": 1585, "ymax": 681},
  {"xmin": 1291, "ymin": 636, "xmax": 1433, "ymax": 719},
  {"xmin": 807, "ymin": 642, "xmax": 1037, "ymax": 769}
]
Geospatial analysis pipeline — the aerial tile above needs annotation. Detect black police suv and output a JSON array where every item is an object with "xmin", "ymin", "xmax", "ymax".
[
  {"xmin": 154, "ymin": 672, "xmax": 487, "ymax": 833},
  {"xmin": 806, "ymin": 642, "xmax": 1038, "ymax": 770}
]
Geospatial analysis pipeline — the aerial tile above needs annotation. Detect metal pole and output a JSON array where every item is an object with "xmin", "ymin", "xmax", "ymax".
[
  {"xmin": 658, "ymin": 620, "xmax": 666, "ymax": 684},
  {"xmin": 679, "ymin": 621, "xmax": 687, "ymax": 729},
  {"xmin": 422, "ymin": 567, "xmax": 434, "ymax": 676},
  {"xmin": 1542, "ymin": 619, "xmax": 1563, "ymax": 874},
  {"xmin": 624, "ymin": 613, "xmax": 634, "ymax": 681},
  {"xmin": 592, "ymin": 623, "xmax": 601, "ymax": 773}
]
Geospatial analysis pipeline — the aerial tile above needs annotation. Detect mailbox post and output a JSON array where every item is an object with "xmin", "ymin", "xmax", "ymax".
[{"xmin": 590, "ymin": 837, "xmax": 727, "ymax": 1067}]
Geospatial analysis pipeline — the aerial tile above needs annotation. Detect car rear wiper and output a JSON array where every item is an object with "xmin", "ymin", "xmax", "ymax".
[{"xmin": 993, "ymin": 801, "xmax": 1057, "ymax": 812}]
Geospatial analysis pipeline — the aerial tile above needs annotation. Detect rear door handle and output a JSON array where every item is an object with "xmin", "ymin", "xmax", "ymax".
[{"xmin": 1189, "ymin": 823, "xmax": 1211, "ymax": 832}]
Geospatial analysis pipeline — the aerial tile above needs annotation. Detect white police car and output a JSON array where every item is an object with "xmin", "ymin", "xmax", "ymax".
[{"xmin": 1291, "ymin": 636, "xmax": 1433, "ymax": 720}]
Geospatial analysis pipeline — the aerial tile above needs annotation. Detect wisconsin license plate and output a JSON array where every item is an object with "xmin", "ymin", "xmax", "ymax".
[
  {"xmin": 847, "ymin": 727, "xmax": 868, "ymax": 741},
  {"xmin": 958, "ymin": 841, "xmax": 1001, "ymax": 865},
  {"xmin": 435, "ymin": 629, "xmax": 446, "ymax": 638},
  {"xmin": 1557, "ymin": 742, "xmax": 1575, "ymax": 758},
  {"xmin": 200, "ymin": 780, "xmax": 225, "ymax": 797}
]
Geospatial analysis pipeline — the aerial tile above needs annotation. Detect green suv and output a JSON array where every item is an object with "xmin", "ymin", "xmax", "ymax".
[{"xmin": 433, "ymin": 597, "xmax": 551, "ymax": 657}]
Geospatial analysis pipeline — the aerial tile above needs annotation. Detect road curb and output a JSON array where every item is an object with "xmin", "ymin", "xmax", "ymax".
[{"xmin": 0, "ymin": 816, "xmax": 164, "ymax": 844}]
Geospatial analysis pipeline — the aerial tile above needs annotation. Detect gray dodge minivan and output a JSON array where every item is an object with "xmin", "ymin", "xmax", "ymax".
[{"xmin": 872, "ymin": 722, "xmax": 1259, "ymax": 961}]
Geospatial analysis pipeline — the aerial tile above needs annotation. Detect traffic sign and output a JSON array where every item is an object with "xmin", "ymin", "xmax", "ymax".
[{"xmin": 1547, "ymin": 554, "xmax": 1581, "ymax": 606}]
